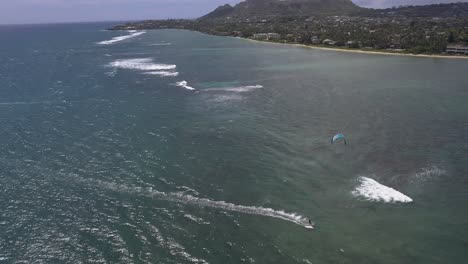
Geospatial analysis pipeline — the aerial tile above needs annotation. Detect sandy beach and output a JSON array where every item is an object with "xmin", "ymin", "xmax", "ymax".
[{"xmin": 243, "ymin": 37, "xmax": 468, "ymax": 60}]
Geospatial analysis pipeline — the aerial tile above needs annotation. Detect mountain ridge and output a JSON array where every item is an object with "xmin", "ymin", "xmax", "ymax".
[{"xmin": 200, "ymin": 0, "xmax": 362, "ymax": 20}]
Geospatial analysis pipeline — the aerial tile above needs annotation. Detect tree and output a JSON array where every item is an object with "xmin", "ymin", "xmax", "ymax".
[{"xmin": 448, "ymin": 31, "xmax": 455, "ymax": 43}]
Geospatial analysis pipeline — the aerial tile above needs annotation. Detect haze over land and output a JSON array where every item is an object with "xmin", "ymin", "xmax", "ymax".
[{"xmin": 1, "ymin": 0, "xmax": 468, "ymax": 24}]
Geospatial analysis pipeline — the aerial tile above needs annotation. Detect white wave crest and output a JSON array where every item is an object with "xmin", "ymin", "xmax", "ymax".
[
  {"xmin": 352, "ymin": 177, "xmax": 413, "ymax": 203},
  {"xmin": 206, "ymin": 85, "xmax": 263, "ymax": 93},
  {"xmin": 183, "ymin": 214, "xmax": 210, "ymax": 225},
  {"xmin": 175, "ymin": 81, "xmax": 195, "ymax": 91},
  {"xmin": 150, "ymin": 43, "xmax": 172, "ymax": 46},
  {"xmin": 143, "ymin": 71, "xmax": 179, "ymax": 77},
  {"xmin": 109, "ymin": 58, "xmax": 176, "ymax": 71},
  {"xmin": 97, "ymin": 31, "xmax": 146, "ymax": 45}
]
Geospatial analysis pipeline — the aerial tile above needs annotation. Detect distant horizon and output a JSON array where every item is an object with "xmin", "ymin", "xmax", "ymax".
[{"xmin": 1, "ymin": 0, "xmax": 467, "ymax": 25}]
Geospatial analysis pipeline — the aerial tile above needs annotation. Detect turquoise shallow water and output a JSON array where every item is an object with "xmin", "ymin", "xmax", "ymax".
[{"xmin": 0, "ymin": 23, "xmax": 468, "ymax": 264}]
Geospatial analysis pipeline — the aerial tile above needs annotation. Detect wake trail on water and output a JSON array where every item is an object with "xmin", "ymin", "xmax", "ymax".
[
  {"xmin": 74, "ymin": 177, "xmax": 309, "ymax": 227},
  {"xmin": 97, "ymin": 31, "xmax": 146, "ymax": 45}
]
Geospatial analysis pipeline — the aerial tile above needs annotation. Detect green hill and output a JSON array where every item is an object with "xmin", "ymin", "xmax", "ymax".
[{"xmin": 200, "ymin": 0, "xmax": 362, "ymax": 20}]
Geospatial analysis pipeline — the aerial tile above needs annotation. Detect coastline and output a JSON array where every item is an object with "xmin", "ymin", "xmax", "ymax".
[
  {"xmin": 111, "ymin": 27, "xmax": 468, "ymax": 60},
  {"xmin": 242, "ymin": 37, "xmax": 468, "ymax": 60}
]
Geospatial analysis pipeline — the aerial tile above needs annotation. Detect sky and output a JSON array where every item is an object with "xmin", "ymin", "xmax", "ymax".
[{"xmin": 0, "ymin": 0, "xmax": 467, "ymax": 25}]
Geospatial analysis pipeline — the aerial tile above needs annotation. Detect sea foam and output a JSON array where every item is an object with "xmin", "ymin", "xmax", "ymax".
[
  {"xmin": 97, "ymin": 31, "xmax": 146, "ymax": 45},
  {"xmin": 109, "ymin": 58, "xmax": 176, "ymax": 71},
  {"xmin": 143, "ymin": 71, "xmax": 179, "ymax": 77},
  {"xmin": 414, "ymin": 166, "xmax": 446, "ymax": 180},
  {"xmin": 352, "ymin": 177, "xmax": 413, "ymax": 203},
  {"xmin": 150, "ymin": 43, "xmax": 172, "ymax": 46}
]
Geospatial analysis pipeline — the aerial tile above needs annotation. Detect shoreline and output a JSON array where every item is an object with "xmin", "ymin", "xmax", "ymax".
[
  {"xmin": 112, "ymin": 27, "xmax": 468, "ymax": 60},
  {"xmin": 241, "ymin": 37, "xmax": 468, "ymax": 60}
]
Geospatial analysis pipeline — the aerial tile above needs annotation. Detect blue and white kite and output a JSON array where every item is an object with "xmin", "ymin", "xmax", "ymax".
[{"xmin": 331, "ymin": 133, "xmax": 347, "ymax": 145}]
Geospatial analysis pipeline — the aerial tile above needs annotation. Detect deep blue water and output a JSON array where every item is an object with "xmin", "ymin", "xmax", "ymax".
[{"xmin": 0, "ymin": 23, "xmax": 467, "ymax": 264}]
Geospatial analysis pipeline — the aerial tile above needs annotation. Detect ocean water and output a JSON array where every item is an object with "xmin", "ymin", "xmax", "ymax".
[{"xmin": 0, "ymin": 23, "xmax": 467, "ymax": 264}]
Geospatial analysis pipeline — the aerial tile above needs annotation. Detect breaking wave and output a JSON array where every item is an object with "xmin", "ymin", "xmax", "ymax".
[
  {"xmin": 109, "ymin": 58, "xmax": 176, "ymax": 71},
  {"xmin": 97, "ymin": 31, "xmax": 146, "ymax": 45},
  {"xmin": 143, "ymin": 71, "xmax": 179, "ymax": 77},
  {"xmin": 175, "ymin": 81, "xmax": 195, "ymax": 91},
  {"xmin": 73, "ymin": 177, "xmax": 309, "ymax": 227},
  {"xmin": 352, "ymin": 177, "xmax": 413, "ymax": 203},
  {"xmin": 150, "ymin": 43, "xmax": 172, "ymax": 46}
]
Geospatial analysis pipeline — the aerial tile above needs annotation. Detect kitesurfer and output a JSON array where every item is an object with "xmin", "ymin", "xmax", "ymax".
[{"xmin": 307, "ymin": 219, "xmax": 315, "ymax": 230}]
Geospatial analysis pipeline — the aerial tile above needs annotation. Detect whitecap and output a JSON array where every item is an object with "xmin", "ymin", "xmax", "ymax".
[
  {"xmin": 206, "ymin": 85, "xmax": 263, "ymax": 93},
  {"xmin": 352, "ymin": 177, "xmax": 413, "ymax": 203},
  {"xmin": 109, "ymin": 58, "xmax": 176, "ymax": 71},
  {"xmin": 143, "ymin": 71, "xmax": 179, "ymax": 77},
  {"xmin": 175, "ymin": 81, "xmax": 195, "ymax": 91},
  {"xmin": 150, "ymin": 43, "xmax": 172, "ymax": 46},
  {"xmin": 183, "ymin": 214, "xmax": 210, "ymax": 224},
  {"xmin": 97, "ymin": 31, "xmax": 146, "ymax": 45}
]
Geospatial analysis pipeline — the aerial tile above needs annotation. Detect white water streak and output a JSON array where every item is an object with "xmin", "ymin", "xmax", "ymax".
[
  {"xmin": 97, "ymin": 31, "xmax": 146, "ymax": 45},
  {"xmin": 175, "ymin": 81, "xmax": 195, "ymax": 91},
  {"xmin": 109, "ymin": 58, "xmax": 176, "ymax": 71},
  {"xmin": 74, "ymin": 177, "xmax": 309, "ymax": 227},
  {"xmin": 143, "ymin": 71, "xmax": 179, "ymax": 77},
  {"xmin": 205, "ymin": 85, "xmax": 263, "ymax": 93},
  {"xmin": 352, "ymin": 177, "xmax": 413, "ymax": 203}
]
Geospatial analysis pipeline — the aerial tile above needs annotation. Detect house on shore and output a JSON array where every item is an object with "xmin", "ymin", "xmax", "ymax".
[
  {"xmin": 252, "ymin": 33, "xmax": 281, "ymax": 41},
  {"xmin": 446, "ymin": 44, "xmax": 468, "ymax": 55},
  {"xmin": 322, "ymin": 39, "xmax": 337, "ymax": 46}
]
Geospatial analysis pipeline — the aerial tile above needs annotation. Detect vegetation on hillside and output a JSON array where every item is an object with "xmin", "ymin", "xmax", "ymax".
[{"xmin": 112, "ymin": 2, "xmax": 468, "ymax": 55}]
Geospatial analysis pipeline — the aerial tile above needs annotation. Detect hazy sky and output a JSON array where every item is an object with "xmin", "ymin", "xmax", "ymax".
[{"xmin": 1, "ymin": 0, "xmax": 466, "ymax": 25}]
